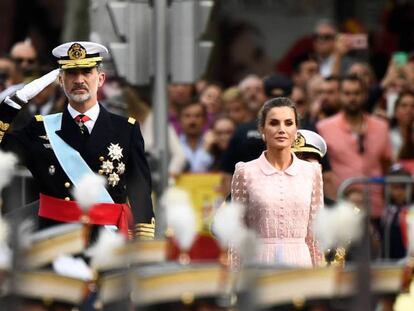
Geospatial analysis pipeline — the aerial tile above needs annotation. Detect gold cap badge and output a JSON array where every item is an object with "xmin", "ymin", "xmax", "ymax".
[{"xmin": 68, "ymin": 43, "xmax": 86, "ymax": 60}]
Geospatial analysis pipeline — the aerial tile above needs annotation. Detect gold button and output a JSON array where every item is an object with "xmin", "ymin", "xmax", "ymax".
[
  {"xmin": 64, "ymin": 182, "xmax": 71, "ymax": 188},
  {"xmin": 64, "ymin": 197, "xmax": 70, "ymax": 201},
  {"xmin": 99, "ymin": 156, "xmax": 104, "ymax": 161},
  {"xmin": 98, "ymin": 170, "xmax": 104, "ymax": 175}
]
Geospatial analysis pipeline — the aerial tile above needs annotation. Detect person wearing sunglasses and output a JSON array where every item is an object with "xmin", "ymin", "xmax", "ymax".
[
  {"xmin": 313, "ymin": 19, "xmax": 355, "ymax": 78},
  {"xmin": 0, "ymin": 41, "xmax": 154, "ymax": 239},
  {"xmin": 317, "ymin": 75, "xmax": 392, "ymax": 225},
  {"xmin": 10, "ymin": 39, "xmax": 39, "ymax": 81}
]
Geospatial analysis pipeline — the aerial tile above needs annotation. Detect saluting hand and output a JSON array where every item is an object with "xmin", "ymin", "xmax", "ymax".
[{"xmin": 7, "ymin": 69, "xmax": 60, "ymax": 106}]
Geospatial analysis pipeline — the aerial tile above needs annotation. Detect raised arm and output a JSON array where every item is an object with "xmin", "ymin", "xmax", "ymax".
[{"xmin": 0, "ymin": 69, "xmax": 60, "ymax": 143}]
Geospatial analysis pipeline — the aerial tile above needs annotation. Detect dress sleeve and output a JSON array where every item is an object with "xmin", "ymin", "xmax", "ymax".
[
  {"xmin": 231, "ymin": 162, "xmax": 249, "ymax": 205},
  {"xmin": 229, "ymin": 162, "xmax": 248, "ymax": 270},
  {"xmin": 306, "ymin": 163, "xmax": 324, "ymax": 266}
]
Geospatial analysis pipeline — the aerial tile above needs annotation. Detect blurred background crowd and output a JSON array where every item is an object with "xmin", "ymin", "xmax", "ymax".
[{"xmin": 1, "ymin": 0, "xmax": 414, "ymax": 262}]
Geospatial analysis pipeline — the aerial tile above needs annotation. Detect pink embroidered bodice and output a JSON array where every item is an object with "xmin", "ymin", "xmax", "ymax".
[{"xmin": 231, "ymin": 152, "xmax": 324, "ymax": 267}]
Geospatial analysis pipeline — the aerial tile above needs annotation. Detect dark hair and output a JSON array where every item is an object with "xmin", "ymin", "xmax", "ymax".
[
  {"xmin": 399, "ymin": 121, "xmax": 414, "ymax": 159},
  {"xmin": 178, "ymin": 101, "xmax": 207, "ymax": 119},
  {"xmin": 391, "ymin": 90, "xmax": 414, "ymax": 128},
  {"xmin": 197, "ymin": 83, "xmax": 222, "ymax": 101},
  {"xmin": 257, "ymin": 97, "xmax": 298, "ymax": 129},
  {"xmin": 340, "ymin": 74, "xmax": 366, "ymax": 91},
  {"xmin": 292, "ymin": 53, "xmax": 318, "ymax": 73},
  {"xmin": 324, "ymin": 75, "xmax": 341, "ymax": 83},
  {"xmin": 395, "ymin": 90, "xmax": 414, "ymax": 110}
]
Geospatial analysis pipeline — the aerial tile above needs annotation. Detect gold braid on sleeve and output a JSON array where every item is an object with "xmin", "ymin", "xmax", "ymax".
[{"xmin": 135, "ymin": 217, "xmax": 155, "ymax": 239}]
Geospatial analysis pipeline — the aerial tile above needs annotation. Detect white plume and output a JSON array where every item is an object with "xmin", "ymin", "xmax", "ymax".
[
  {"xmin": 72, "ymin": 173, "xmax": 106, "ymax": 212},
  {"xmin": 0, "ymin": 151, "xmax": 18, "ymax": 192},
  {"xmin": 162, "ymin": 187, "xmax": 197, "ymax": 251},
  {"xmin": 406, "ymin": 206, "xmax": 414, "ymax": 255},
  {"xmin": 18, "ymin": 219, "xmax": 35, "ymax": 250},
  {"xmin": 313, "ymin": 201, "xmax": 364, "ymax": 251},
  {"xmin": 0, "ymin": 246, "xmax": 11, "ymax": 270},
  {"xmin": 212, "ymin": 202, "xmax": 245, "ymax": 249},
  {"xmin": 232, "ymin": 228, "xmax": 258, "ymax": 264},
  {"xmin": 85, "ymin": 228, "xmax": 126, "ymax": 269},
  {"xmin": 0, "ymin": 217, "xmax": 9, "ymax": 248},
  {"xmin": 53, "ymin": 255, "xmax": 94, "ymax": 281},
  {"xmin": 0, "ymin": 216, "xmax": 10, "ymax": 270},
  {"xmin": 161, "ymin": 186, "xmax": 192, "ymax": 208}
]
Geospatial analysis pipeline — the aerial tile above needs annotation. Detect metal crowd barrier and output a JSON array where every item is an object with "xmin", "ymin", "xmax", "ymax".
[{"xmin": 337, "ymin": 175, "xmax": 414, "ymax": 311}]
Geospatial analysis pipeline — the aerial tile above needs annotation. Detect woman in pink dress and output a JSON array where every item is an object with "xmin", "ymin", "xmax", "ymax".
[{"xmin": 231, "ymin": 97, "xmax": 324, "ymax": 267}]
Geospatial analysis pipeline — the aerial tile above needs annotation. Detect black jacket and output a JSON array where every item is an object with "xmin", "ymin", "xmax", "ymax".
[{"xmin": 0, "ymin": 101, "xmax": 154, "ymax": 232}]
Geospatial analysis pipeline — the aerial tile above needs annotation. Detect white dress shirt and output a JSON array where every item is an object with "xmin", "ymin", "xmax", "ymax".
[{"xmin": 67, "ymin": 103, "xmax": 100, "ymax": 134}]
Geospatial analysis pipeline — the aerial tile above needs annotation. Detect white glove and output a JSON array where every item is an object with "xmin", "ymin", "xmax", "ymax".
[{"xmin": 15, "ymin": 69, "xmax": 60, "ymax": 103}]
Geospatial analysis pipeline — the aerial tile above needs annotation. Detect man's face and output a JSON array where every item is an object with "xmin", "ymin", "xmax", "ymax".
[
  {"xmin": 0, "ymin": 58, "xmax": 14, "ymax": 90},
  {"xmin": 180, "ymin": 104, "xmax": 206, "ymax": 137},
  {"xmin": 313, "ymin": 24, "xmax": 336, "ymax": 57},
  {"xmin": 320, "ymin": 80, "xmax": 340, "ymax": 116},
  {"xmin": 200, "ymin": 85, "xmax": 222, "ymax": 114},
  {"xmin": 60, "ymin": 67, "xmax": 105, "ymax": 104},
  {"xmin": 240, "ymin": 78, "xmax": 266, "ymax": 112},
  {"xmin": 295, "ymin": 60, "xmax": 319, "ymax": 87},
  {"xmin": 225, "ymin": 100, "xmax": 250, "ymax": 125},
  {"xmin": 340, "ymin": 80, "xmax": 365, "ymax": 115},
  {"xmin": 11, "ymin": 43, "xmax": 38, "ymax": 76},
  {"xmin": 168, "ymin": 83, "xmax": 193, "ymax": 108},
  {"xmin": 290, "ymin": 86, "xmax": 308, "ymax": 118}
]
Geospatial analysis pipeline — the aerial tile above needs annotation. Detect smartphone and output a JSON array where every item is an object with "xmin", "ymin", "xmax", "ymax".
[
  {"xmin": 345, "ymin": 33, "xmax": 368, "ymax": 50},
  {"xmin": 392, "ymin": 51, "xmax": 408, "ymax": 67}
]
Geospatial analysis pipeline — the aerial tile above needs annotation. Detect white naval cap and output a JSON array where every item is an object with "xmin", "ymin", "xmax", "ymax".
[
  {"xmin": 292, "ymin": 129, "xmax": 327, "ymax": 158},
  {"xmin": 52, "ymin": 41, "xmax": 108, "ymax": 69}
]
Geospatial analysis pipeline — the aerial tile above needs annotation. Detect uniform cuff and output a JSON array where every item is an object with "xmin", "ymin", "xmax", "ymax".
[{"xmin": 135, "ymin": 217, "xmax": 155, "ymax": 239}]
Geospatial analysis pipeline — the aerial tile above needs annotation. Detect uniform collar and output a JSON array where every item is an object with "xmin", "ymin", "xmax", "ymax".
[{"xmin": 258, "ymin": 151, "xmax": 299, "ymax": 176}]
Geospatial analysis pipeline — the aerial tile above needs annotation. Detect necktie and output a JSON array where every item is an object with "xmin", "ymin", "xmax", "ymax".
[{"xmin": 74, "ymin": 114, "xmax": 91, "ymax": 136}]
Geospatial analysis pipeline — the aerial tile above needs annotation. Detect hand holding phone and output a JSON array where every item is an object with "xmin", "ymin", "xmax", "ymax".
[
  {"xmin": 392, "ymin": 51, "xmax": 408, "ymax": 68},
  {"xmin": 344, "ymin": 33, "xmax": 368, "ymax": 50}
]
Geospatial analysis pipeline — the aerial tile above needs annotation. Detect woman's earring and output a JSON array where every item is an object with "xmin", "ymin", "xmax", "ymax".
[{"xmin": 261, "ymin": 133, "xmax": 265, "ymax": 141}]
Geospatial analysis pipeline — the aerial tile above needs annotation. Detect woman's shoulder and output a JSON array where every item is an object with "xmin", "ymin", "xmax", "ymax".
[
  {"xmin": 236, "ymin": 157, "xmax": 262, "ymax": 168},
  {"xmin": 234, "ymin": 158, "xmax": 261, "ymax": 173}
]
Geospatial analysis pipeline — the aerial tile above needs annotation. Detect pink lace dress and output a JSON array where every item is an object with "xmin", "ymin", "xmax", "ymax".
[{"xmin": 231, "ymin": 152, "xmax": 324, "ymax": 267}]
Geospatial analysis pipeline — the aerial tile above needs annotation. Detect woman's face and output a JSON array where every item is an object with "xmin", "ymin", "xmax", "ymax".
[
  {"xmin": 395, "ymin": 94, "xmax": 414, "ymax": 127},
  {"xmin": 261, "ymin": 106, "xmax": 297, "ymax": 151},
  {"xmin": 213, "ymin": 118, "xmax": 235, "ymax": 150},
  {"xmin": 200, "ymin": 85, "xmax": 222, "ymax": 114}
]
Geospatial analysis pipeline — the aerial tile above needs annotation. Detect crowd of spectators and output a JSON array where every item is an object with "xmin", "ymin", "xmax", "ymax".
[{"xmin": 1, "ymin": 17, "xmax": 414, "ymax": 261}]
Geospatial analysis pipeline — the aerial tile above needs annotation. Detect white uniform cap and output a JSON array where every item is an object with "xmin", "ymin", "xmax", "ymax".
[
  {"xmin": 292, "ymin": 129, "xmax": 327, "ymax": 158},
  {"xmin": 52, "ymin": 41, "xmax": 108, "ymax": 69}
]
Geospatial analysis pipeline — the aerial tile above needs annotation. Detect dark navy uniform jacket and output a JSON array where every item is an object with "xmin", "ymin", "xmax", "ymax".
[{"xmin": 0, "ymin": 101, "xmax": 154, "ymax": 234}]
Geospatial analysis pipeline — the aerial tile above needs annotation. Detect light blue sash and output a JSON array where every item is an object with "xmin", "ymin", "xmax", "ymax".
[{"xmin": 43, "ymin": 113, "xmax": 114, "ymax": 203}]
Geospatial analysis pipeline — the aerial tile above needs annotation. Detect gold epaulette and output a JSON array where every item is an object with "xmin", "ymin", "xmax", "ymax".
[
  {"xmin": 332, "ymin": 247, "xmax": 346, "ymax": 267},
  {"xmin": 0, "ymin": 120, "xmax": 10, "ymax": 131},
  {"xmin": 0, "ymin": 121, "xmax": 10, "ymax": 143},
  {"xmin": 128, "ymin": 117, "xmax": 136, "ymax": 125},
  {"xmin": 35, "ymin": 115, "xmax": 43, "ymax": 122},
  {"xmin": 135, "ymin": 217, "xmax": 155, "ymax": 239}
]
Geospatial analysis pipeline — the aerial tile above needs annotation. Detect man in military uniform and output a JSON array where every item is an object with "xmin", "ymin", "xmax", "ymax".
[{"xmin": 0, "ymin": 41, "xmax": 154, "ymax": 239}]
